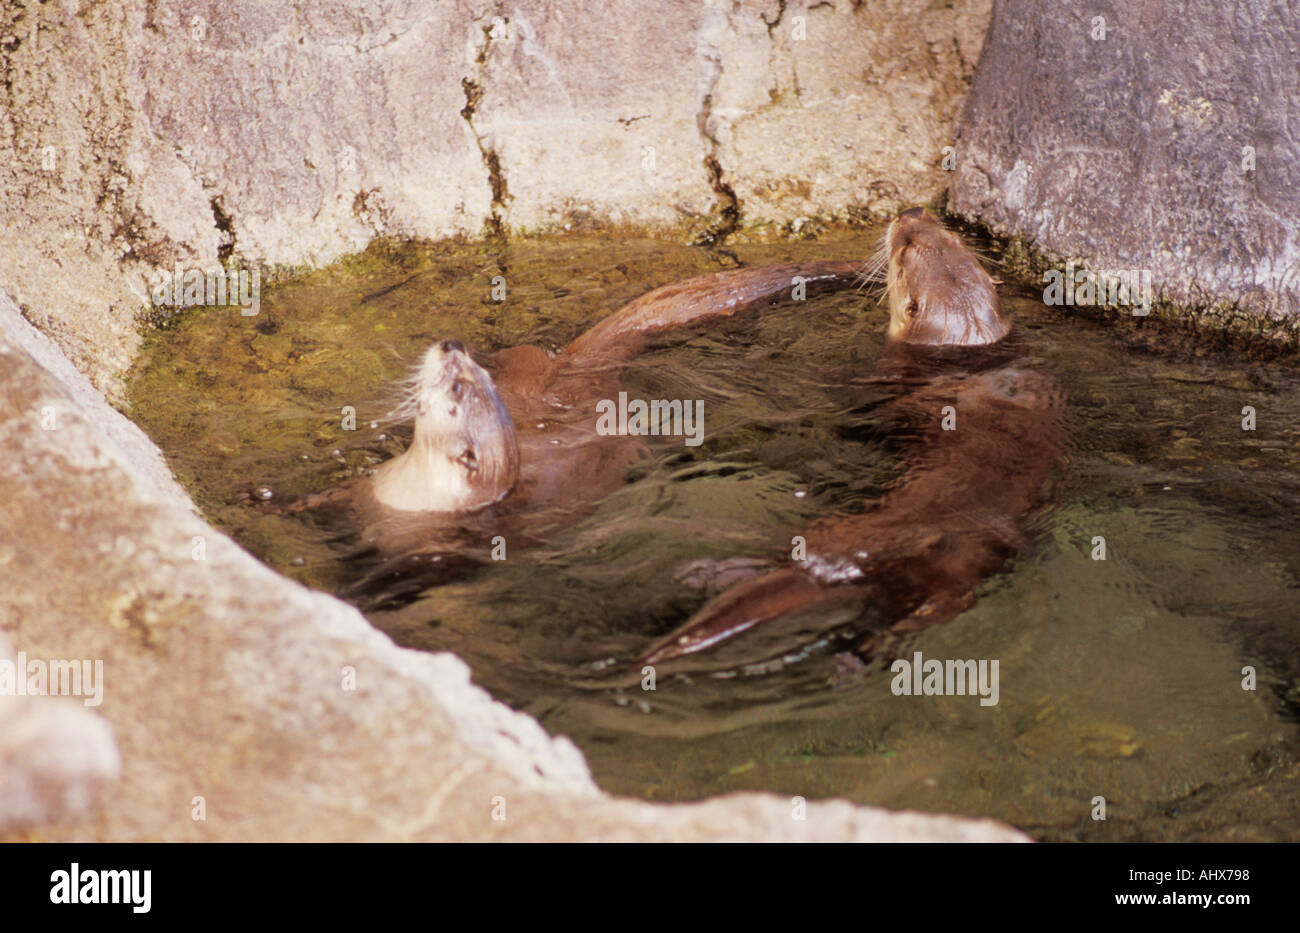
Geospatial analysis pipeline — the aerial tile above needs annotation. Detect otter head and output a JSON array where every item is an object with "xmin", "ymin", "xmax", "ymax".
[
  {"xmin": 884, "ymin": 208, "xmax": 1011, "ymax": 346},
  {"xmin": 371, "ymin": 339, "xmax": 521, "ymax": 513}
]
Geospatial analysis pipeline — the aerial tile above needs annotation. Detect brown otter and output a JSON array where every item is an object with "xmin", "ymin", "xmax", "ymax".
[
  {"xmin": 882, "ymin": 207, "xmax": 1010, "ymax": 345},
  {"xmin": 640, "ymin": 208, "xmax": 1064, "ymax": 666},
  {"xmin": 267, "ymin": 260, "xmax": 863, "ymax": 589}
]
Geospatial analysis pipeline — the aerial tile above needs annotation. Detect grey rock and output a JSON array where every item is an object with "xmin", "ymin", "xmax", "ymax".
[{"xmin": 949, "ymin": 0, "xmax": 1300, "ymax": 332}]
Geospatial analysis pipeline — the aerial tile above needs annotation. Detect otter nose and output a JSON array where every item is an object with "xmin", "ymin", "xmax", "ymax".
[{"xmin": 441, "ymin": 339, "xmax": 467, "ymax": 355}]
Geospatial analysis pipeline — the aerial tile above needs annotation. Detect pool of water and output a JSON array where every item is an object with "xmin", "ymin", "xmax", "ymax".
[{"xmin": 128, "ymin": 230, "xmax": 1300, "ymax": 841}]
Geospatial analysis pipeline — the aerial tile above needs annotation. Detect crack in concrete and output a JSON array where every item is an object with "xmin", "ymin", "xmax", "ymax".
[
  {"xmin": 697, "ymin": 142, "xmax": 741, "ymax": 247},
  {"xmin": 749, "ymin": 6, "xmax": 792, "ymax": 116},
  {"xmin": 460, "ymin": 11, "xmax": 510, "ymax": 239},
  {"xmin": 209, "ymin": 195, "xmax": 235, "ymax": 262},
  {"xmin": 761, "ymin": 0, "xmax": 788, "ymax": 35},
  {"xmin": 692, "ymin": 3, "xmax": 741, "ymax": 246}
]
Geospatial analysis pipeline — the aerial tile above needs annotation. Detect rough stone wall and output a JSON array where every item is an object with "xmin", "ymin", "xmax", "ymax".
[
  {"xmin": 0, "ymin": 0, "xmax": 990, "ymax": 397},
  {"xmin": 949, "ymin": 0, "xmax": 1300, "ymax": 334}
]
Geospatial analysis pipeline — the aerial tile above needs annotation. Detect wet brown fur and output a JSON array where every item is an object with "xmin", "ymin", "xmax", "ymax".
[
  {"xmin": 641, "ymin": 211, "xmax": 1063, "ymax": 666},
  {"xmin": 274, "ymin": 260, "xmax": 863, "ymax": 572}
]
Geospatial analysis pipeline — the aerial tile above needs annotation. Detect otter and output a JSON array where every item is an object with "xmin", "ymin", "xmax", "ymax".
[
  {"xmin": 369, "ymin": 338, "xmax": 520, "ymax": 515},
  {"xmin": 640, "ymin": 208, "xmax": 1064, "ymax": 666},
  {"xmin": 265, "ymin": 259, "xmax": 863, "ymax": 593}
]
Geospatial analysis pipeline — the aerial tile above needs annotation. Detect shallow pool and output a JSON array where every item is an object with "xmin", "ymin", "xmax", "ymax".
[{"xmin": 129, "ymin": 230, "xmax": 1300, "ymax": 841}]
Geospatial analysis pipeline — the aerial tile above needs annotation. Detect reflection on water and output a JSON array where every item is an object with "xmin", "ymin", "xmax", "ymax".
[{"xmin": 129, "ymin": 232, "xmax": 1300, "ymax": 841}]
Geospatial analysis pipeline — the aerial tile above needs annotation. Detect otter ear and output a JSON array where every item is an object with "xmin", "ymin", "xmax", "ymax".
[{"xmin": 456, "ymin": 447, "xmax": 478, "ymax": 471}]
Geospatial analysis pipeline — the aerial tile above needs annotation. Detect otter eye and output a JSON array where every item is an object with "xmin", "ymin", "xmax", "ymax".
[
  {"xmin": 450, "ymin": 378, "xmax": 466, "ymax": 400},
  {"xmin": 456, "ymin": 448, "xmax": 478, "ymax": 471},
  {"xmin": 906, "ymin": 299, "xmax": 920, "ymax": 317}
]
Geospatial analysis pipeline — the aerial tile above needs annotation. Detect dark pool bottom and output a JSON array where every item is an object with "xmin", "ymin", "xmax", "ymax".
[{"xmin": 129, "ymin": 233, "xmax": 1300, "ymax": 841}]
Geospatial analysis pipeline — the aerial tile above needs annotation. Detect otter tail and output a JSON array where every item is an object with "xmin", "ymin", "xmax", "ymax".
[
  {"xmin": 640, "ymin": 567, "xmax": 849, "ymax": 665},
  {"xmin": 565, "ymin": 260, "xmax": 862, "ymax": 363}
]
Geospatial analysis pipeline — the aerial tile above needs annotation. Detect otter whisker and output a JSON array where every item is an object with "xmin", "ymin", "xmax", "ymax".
[{"xmin": 855, "ymin": 231, "xmax": 891, "ymax": 290}]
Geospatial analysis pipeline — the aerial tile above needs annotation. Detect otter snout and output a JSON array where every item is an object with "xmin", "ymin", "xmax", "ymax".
[
  {"xmin": 885, "ymin": 208, "xmax": 1010, "ymax": 347},
  {"xmin": 886, "ymin": 206, "xmax": 940, "ymax": 255}
]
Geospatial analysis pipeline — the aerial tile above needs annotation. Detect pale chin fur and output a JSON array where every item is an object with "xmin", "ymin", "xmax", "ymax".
[
  {"xmin": 370, "ymin": 343, "xmax": 505, "ymax": 514},
  {"xmin": 371, "ymin": 438, "xmax": 479, "ymax": 513}
]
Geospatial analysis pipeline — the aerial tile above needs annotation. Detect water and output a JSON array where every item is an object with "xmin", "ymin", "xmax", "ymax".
[{"xmin": 128, "ymin": 231, "xmax": 1300, "ymax": 841}]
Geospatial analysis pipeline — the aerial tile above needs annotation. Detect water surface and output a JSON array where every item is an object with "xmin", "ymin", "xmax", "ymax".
[{"xmin": 129, "ymin": 231, "xmax": 1300, "ymax": 841}]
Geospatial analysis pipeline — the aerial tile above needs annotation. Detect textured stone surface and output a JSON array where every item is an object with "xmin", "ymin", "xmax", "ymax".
[
  {"xmin": 949, "ymin": 0, "xmax": 1300, "ymax": 333},
  {"xmin": 0, "ymin": 0, "xmax": 989, "ymax": 396},
  {"xmin": 0, "ymin": 292, "xmax": 1027, "ymax": 841}
]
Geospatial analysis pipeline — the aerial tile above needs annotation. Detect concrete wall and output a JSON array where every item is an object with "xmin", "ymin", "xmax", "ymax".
[{"xmin": 1, "ymin": 0, "xmax": 990, "ymax": 396}]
